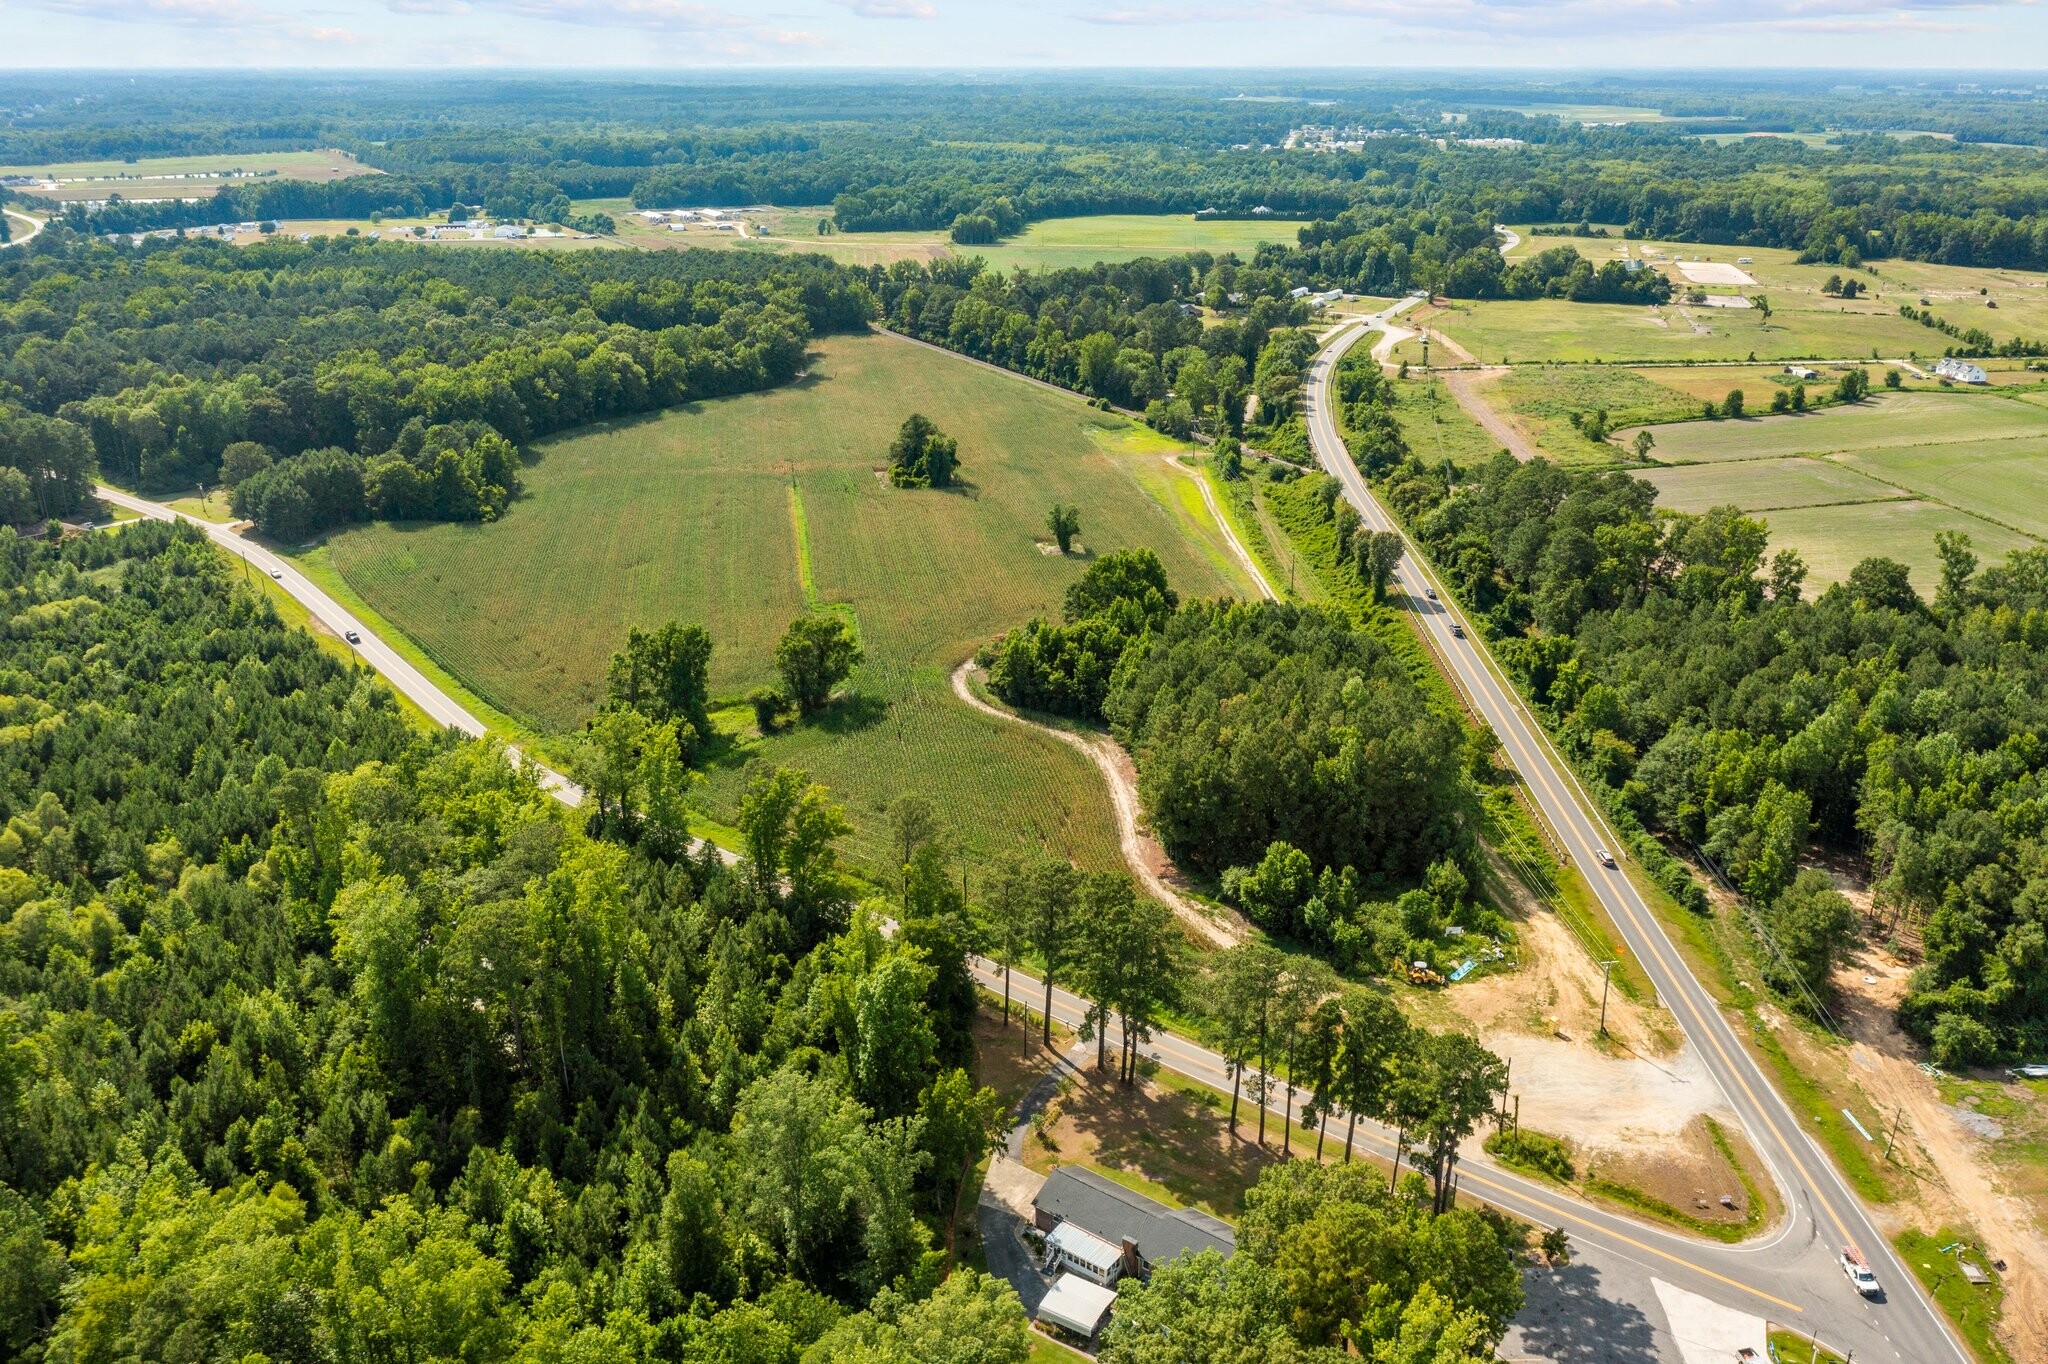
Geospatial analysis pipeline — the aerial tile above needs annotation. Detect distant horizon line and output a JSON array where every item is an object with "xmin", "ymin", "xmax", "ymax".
[{"xmin": 6, "ymin": 63, "xmax": 2047, "ymax": 77}]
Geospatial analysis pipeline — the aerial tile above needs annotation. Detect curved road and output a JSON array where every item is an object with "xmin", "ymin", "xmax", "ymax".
[
  {"xmin": 95, "ymin": 486, "xmax": 583, "ymax": 805},
  {"xmin": 3, "ymin": 207, "xmax": 45, "ymax": 251},
  {"xmin": 1305, "ymin": 314, "xmax": 1968, "ymax": 1364}
]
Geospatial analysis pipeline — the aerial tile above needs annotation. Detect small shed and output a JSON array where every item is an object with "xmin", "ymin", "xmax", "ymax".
[
  {"xmin": 1046, "ymin": 1219, "xmax": 1125, "ymax": 1286},
  {"xmin": 1037, "ymin": 1273, "xmax": 1118, "ymax": 1339}
]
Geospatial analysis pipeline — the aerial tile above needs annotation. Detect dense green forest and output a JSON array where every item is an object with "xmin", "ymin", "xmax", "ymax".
[
  {"xmin": 1352, "ymin": 388, "xmax": 2048, "ymax": 1061},
  {"xmin": 17, "ymin": 73, "xmax": 2048, "ymax": 270},
  {"xmin": 0, "ymin": 234, "xmax": 872, "ymax": 535},
  {"xmin": 0, "ymin": 520, "xmax": 1038, "ymax": 1361}
]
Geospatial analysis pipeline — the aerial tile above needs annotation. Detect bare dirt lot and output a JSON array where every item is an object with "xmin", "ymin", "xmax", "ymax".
[
  {"xmin": 1831, "ymin": 950, "xmax": 2048, "ymax": 1364},
  {"xmin": 1675, "ymin": 260, "xmax": 1760, "ymax": 287}
]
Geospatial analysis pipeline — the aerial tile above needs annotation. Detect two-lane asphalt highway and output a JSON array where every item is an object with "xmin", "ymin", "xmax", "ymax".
[{"xmin": 1304, "ymin": 315, "xmax": 1969, "ymax": 1364}]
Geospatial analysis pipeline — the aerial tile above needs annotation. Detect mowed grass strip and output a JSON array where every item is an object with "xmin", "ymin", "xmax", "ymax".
[
  {"xmin": 328, "ymin": 330, "xmax": 1251, "ymax": 873},
  {"xmin": 1629, "ymin": 392, "xmax": 2048, "ymax": 464},
  {"xmin": 1638, "ymin": 458, "xmax": 1901, "ymax": 515},
  {"xmin": 1757, "ymin": 501, "xmax": 2035, "ymax": 593}
]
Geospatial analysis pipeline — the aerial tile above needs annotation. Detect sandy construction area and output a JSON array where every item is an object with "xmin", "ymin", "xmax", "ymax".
[{"xmin": 1676, "ymin": 260, "xmax": 1759, "ymax": 286}]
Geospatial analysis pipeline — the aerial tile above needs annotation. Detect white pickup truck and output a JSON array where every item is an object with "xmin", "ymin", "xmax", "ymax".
[{"xmin": 1841, "ymin": 1246, "xmax": 1882, "ymax": 1298}]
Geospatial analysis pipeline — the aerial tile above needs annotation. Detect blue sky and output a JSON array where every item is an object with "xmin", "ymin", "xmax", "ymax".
[{"xmin": 7, "ymin": 0, "xmax": 2048, "ymax": 69}]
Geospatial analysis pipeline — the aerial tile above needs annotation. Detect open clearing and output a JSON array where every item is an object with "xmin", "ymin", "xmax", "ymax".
[
  {"xmin": 1843, "ymin": 437, "xmax": 2048, "ymax": 539},
  {"xmin": 1624, "ymin": 392, "xmax": 2048, "ymax": 588},
  {"xmin": 579, "ymin": 203, "xmax": 1296, "ymax": 271},
  {"xmin": 1751, "ymin": 501, "xmax": 2035, "ymax": 591},
  {"xmin": 1, "ymin": 149, "xmax": 374, "ymax": 200},
  {"xmin": 1640, "ymin": 458, "xmax": 1899, "ymax": 514},
  {"xmin": 1626, "ymin": 391, "xmax": 2048, "ymax": 463},
  {"xmin": 324, "ymin": 330, "xmax": 1252, "ymax": 874},
  {"xmin": 1505, "ymin": 228, "xmax": 2048, "ymax": 350},
  {"xmin": 1429, "ymin": 295, "xmax": 1935, "ymax": 365}
]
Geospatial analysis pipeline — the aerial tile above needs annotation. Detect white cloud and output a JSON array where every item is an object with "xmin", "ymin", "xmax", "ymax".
[
  {"xmin": 1073, "ymin": 0, "xmax": 2027, "ymax": 36},
  {"xmin": 34, "ymin": 0, "xmax": 290, "ymax": 26},
  {"xmin": 835, "ymin": 0, "xmax": 937, "ymax": 17}
]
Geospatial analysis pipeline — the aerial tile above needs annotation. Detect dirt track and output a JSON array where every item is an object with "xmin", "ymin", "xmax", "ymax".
[
  {"xmin": 1440, "ymin": 368, "xmax": 1543, "ymax": 461},
  {"xmin": 950, "ymin": 660, "xmax": 1243, "ymax": 948}
]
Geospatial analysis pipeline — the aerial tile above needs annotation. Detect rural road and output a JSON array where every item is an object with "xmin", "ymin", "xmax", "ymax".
[
  {"xmin": 949, "ymin": 660, "xmax": 1241, "ymax": 949},
  {"xmin": 973, "ymin": 954, "xmax": 1854, "ymax": 1364},
  {"xmin": 1305, "ymin": 316, "xmax": 1971, "ymax": 1364},
  {"xmin": 94, "ymin": 486, "xmax": 584, "ymax": 806},
  {"xmin": 3, "ymin": 207, "xmax": 44, "ymax": 250}
]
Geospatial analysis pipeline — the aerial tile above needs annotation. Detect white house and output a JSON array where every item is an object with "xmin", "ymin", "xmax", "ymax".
[
  {"xmin": 1935, "ymin": 357, "xmax": 1989, "ymax": 384},
  {"xmin": 1044, "ymin": 1220, "xmax": 1125, "ymax": 1286},
  {"xmin": 1784, "ymin": 365, "xmax": 1820, "ymax": 381},
  {"xmin": 1288, "ymin": 285, "xmax": 1312, "ymax": 299}
]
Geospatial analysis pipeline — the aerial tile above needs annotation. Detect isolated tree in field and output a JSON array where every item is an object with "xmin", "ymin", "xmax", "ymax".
[
  {"xmin": 1884, "ymin": 367, "xmax": 1903, "ymax": 389},
  {"xmin": 1753, "ymin": 294, "xmax": 1772, "ymax": 325},
  {"xmin": 1723, "ymin": 388, "xmax": 1745, "ymax": 417},
  {"xmin": 1354, "ymin": 528, "xmax": 1404, "ymax": 603},
  {"xmin": 1047, "ymin": 502, "xmax": 1081, "ymax": 553},
  {"xmin": 1631, "ymin": 430, "xmax": 1655, "ymax": 461},
  {"xmin": 775, "ymin": 613, "xmax": 863, "ymax": 715},
  {"xmin": 889, "ymin": 413, "xmax": 960, "ymax": 488},
  {"xmin": 606, "ymin": 619, "xmax": 713, "ymax": 737},
  {"xmin": 1026, "ymin": 857, "xmax": 1081, "ymax": 1048}
]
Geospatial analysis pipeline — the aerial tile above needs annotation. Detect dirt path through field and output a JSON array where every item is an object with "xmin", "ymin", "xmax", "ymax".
[
  {"xmin": 950, "ymin": 660, "xmax": 1243, "ymax": 947},
  {"xmin": 1834, "ymin": 960, "xmax": 2048, "ymax": 1363},
  {"xmin": 1440, "ymin": 368, "xmax": 1542, "ymax": 461},
  {"xmin": 1169, "ymin": 455, "xmax": 1276, "ymax": 601}
]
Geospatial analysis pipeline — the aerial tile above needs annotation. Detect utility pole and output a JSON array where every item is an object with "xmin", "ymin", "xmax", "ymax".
[
  {"xmin": 1882, "ymin": 1106, "xmax": 1905, "ymax": 1162},
  {"xmin": 1598, "ymin": 960, "xmax": 1618, "ymax": 1036}
]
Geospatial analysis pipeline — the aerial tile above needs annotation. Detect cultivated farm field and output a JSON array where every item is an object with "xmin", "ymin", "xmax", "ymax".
[
  {"xmin": 1626, "ymin": 389, "xmax": 2048, "ymax": 589},
  {"xmin": 1624, "ymin": 391, "xmax": 2048, "ymax": 463},
  {"xmin": 324, "ymin": 331, "xmax": 1256, "ymax": 873}
]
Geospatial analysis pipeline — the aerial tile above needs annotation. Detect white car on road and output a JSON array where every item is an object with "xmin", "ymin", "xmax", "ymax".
[{"xmin": 1841, "ymin": 1246, "xmax": 1882, "ymax": 1298}]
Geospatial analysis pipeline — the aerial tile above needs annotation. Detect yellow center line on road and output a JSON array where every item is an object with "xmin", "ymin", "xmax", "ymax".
[{"xmin": 972, "ymin": 962, "xmax": 1807, "ymax": 1318}]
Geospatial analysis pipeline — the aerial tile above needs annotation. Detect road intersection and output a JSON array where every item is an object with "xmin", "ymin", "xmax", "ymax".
[
  {"xmin": 1303, "ymin": 308, "xmax": 1968, "ymax": 1364},
  {"xmin": 96, "ymin": 319, "xmax": 1971, "ymax": 1360}
]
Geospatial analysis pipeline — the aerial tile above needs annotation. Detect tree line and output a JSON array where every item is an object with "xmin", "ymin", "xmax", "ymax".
[
  {"xmin": 1365, "ymin": 428, "xmax": 2048, "ymax": 1064},
  {"xmin": 2, "ymin": 232, "xmax": 873, "ymax": 537}
]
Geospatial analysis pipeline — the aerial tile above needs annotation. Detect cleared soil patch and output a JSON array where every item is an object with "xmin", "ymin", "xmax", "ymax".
[
  {"xmin": 1676, "ymin": 260, "xmax": 1758, "ymax": 287},
  {"xmin": 1640, "ymin": 458, "xmax": 1900, "ymax": 514},
  {"xmin": 327, "ymin": 331, "xmax": 1250, "ymax": 875},
  {"xmin": 1629, "ymin": 392, "xmax": 2048, "ymax": 464}
]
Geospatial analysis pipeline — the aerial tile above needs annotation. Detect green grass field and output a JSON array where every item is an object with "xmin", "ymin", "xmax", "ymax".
[
  {"xmin": 1752, "ymin": 501, "xmax": 2034, "ymax": 591},
  {"xmin": 324, "ymin": 331, "xmax": 1254, "ymax": 873},
  {"xmin": 1844, "ymin": 437, "xmax": 2048, "ymax": 539},
  {"xmin": 0, "ymin": 149, "xmax": 370, "ymax": 180},
  {"xmin": 1640, "ymin": 458, "xmax": 1899, "ymax": 514},
  {"xmin": 578, "ymin": 203, "xmax": 1297, "ymax": 271},
  {"xmin": 1505, "ymin": 228, "xmax": 2048, "ymax": 350},
  {"xmin": 1494, "ymin": 364, "xmax": 1699, "ymax": 459},
  {"xmin": 1429, "ymin": 295, "xmax": 1934, "ymax": 365},
  {"xmin": 1627, "ymin": 390, "xmax": 2048, "ymax": 589},
  {"xmin": 1628, "ymin": 392, "xmax": 2048, "ymax": 463}
]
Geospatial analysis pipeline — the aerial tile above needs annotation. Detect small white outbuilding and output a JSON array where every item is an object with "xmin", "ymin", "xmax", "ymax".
[{"xmin": 1036, "ymin": 1273, "xmax": 1118, "ymax": 1340}]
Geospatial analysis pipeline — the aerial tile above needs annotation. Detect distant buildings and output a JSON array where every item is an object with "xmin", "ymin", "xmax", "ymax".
[{"xmin": 1935, "ymin": 358, "xmax": 1989, "ymax": 384}]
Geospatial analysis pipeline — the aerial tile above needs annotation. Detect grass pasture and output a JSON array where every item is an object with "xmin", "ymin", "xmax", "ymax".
[
  {"xmin": 1489, "ymin": 228, "xmax": 2048, "ymax": 360},
  {"xmin": 1494, "ymin": 364, "xmax": 1699, "ymax": 460},
  {"xmin": 323, "ymin": 331, "xmax": 1253, "ymax": 874},
  {"xmin": 1843, "ymin": 438, "xmax": 2048, "ymax": 540},
  {"xmin": 1639, "ymin": 458, "xmax": 1898, "ymax": 515},
  {"xmin": 1624, "ymin": 390, "xmax": 2048, "ymax": 589},
  {"xmin": 1738, "ymin": 500, "xmax": 2032, "ymax": 592}
]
